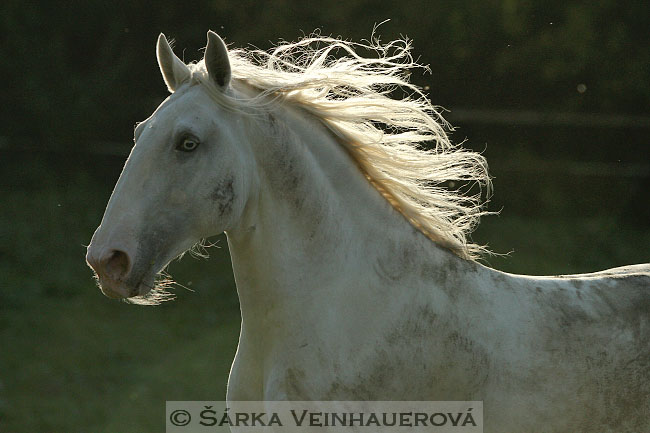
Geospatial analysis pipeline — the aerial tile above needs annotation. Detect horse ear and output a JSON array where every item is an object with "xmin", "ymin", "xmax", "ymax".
[
  {"xmin": 156, "ymin": 33, "xmax": 190, "ymax": 92},
  {"xmin": 205, "ymin": 31, "xmax": 231, "ymax": 88}
]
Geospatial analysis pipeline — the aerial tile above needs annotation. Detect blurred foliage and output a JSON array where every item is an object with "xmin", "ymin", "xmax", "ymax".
[{"xmin": 1, "ymin": 0, "xmax": 648, "ymax": 146}]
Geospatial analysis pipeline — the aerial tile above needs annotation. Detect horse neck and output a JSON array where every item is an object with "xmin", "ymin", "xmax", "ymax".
[{"xmin": 226, "ymin": 102, "xmax": 453, "ymax": 324}]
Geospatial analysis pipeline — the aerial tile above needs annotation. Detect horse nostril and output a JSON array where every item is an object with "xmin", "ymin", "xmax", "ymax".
[{"xmin": 103, "ymin": 250, "xmax": 132, "ymax": 281}]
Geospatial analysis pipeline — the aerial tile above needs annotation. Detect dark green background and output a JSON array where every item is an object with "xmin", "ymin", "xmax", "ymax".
[{"xmin": 1, "ymin": 1, "xmax": 648, "ymax": 431}]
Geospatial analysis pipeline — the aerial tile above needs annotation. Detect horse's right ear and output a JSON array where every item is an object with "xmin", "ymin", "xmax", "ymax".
[{"xmin": 156, "ymin": 33, "xmax": 190, "ymax": 92}]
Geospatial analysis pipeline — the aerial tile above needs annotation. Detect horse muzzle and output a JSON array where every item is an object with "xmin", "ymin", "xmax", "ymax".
[{"xmin": 86, "ymin": 245, "xmax": 145, "ymax": 299}]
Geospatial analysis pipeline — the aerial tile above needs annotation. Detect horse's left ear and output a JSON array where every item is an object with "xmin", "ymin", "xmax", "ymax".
[{"xmin": 205, "ymin": 31, "xmax": 231, "ymax": 88}]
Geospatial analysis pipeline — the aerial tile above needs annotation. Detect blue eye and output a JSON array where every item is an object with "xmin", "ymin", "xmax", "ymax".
[{"xmin": 177, "ymin": 137, "xmax": 200, "ymax": 152}]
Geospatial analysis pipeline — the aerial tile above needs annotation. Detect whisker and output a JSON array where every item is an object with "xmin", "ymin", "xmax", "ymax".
[
  {"xmin": 186, "ymin": 238, "xmax": 220, "ymax": 259},
  {"xmin": 125, "ymin": 273, "xmax": 177, "ymax": 305}
]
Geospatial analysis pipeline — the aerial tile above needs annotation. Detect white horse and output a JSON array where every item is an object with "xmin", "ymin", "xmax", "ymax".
[{"xmin": 86, "ymin": 31, "xmax": 649, "ymax": 432}]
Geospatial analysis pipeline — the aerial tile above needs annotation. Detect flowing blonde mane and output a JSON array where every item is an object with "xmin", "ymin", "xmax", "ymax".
[{"xmin": 180, "ymin": 34, "xmax": 491, "ymax": 260}]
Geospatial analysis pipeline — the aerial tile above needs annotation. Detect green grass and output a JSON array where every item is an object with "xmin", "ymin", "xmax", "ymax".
[{"xmin": 0, "ymin": 156, "xmax": 648, "ymax": 432}]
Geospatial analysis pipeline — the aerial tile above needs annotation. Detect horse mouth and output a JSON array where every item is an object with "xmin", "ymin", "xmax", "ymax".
[
  {"xmin": 87, "ymin": 241, "xmax": 186, "ymax": 305},
  {"xmin": 100, "ymin": 272, "xmax": 177, "ymax": 305},
  {"xmin": 95, "ymin": 272, "xmax": 157, "ymax": 300}
]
